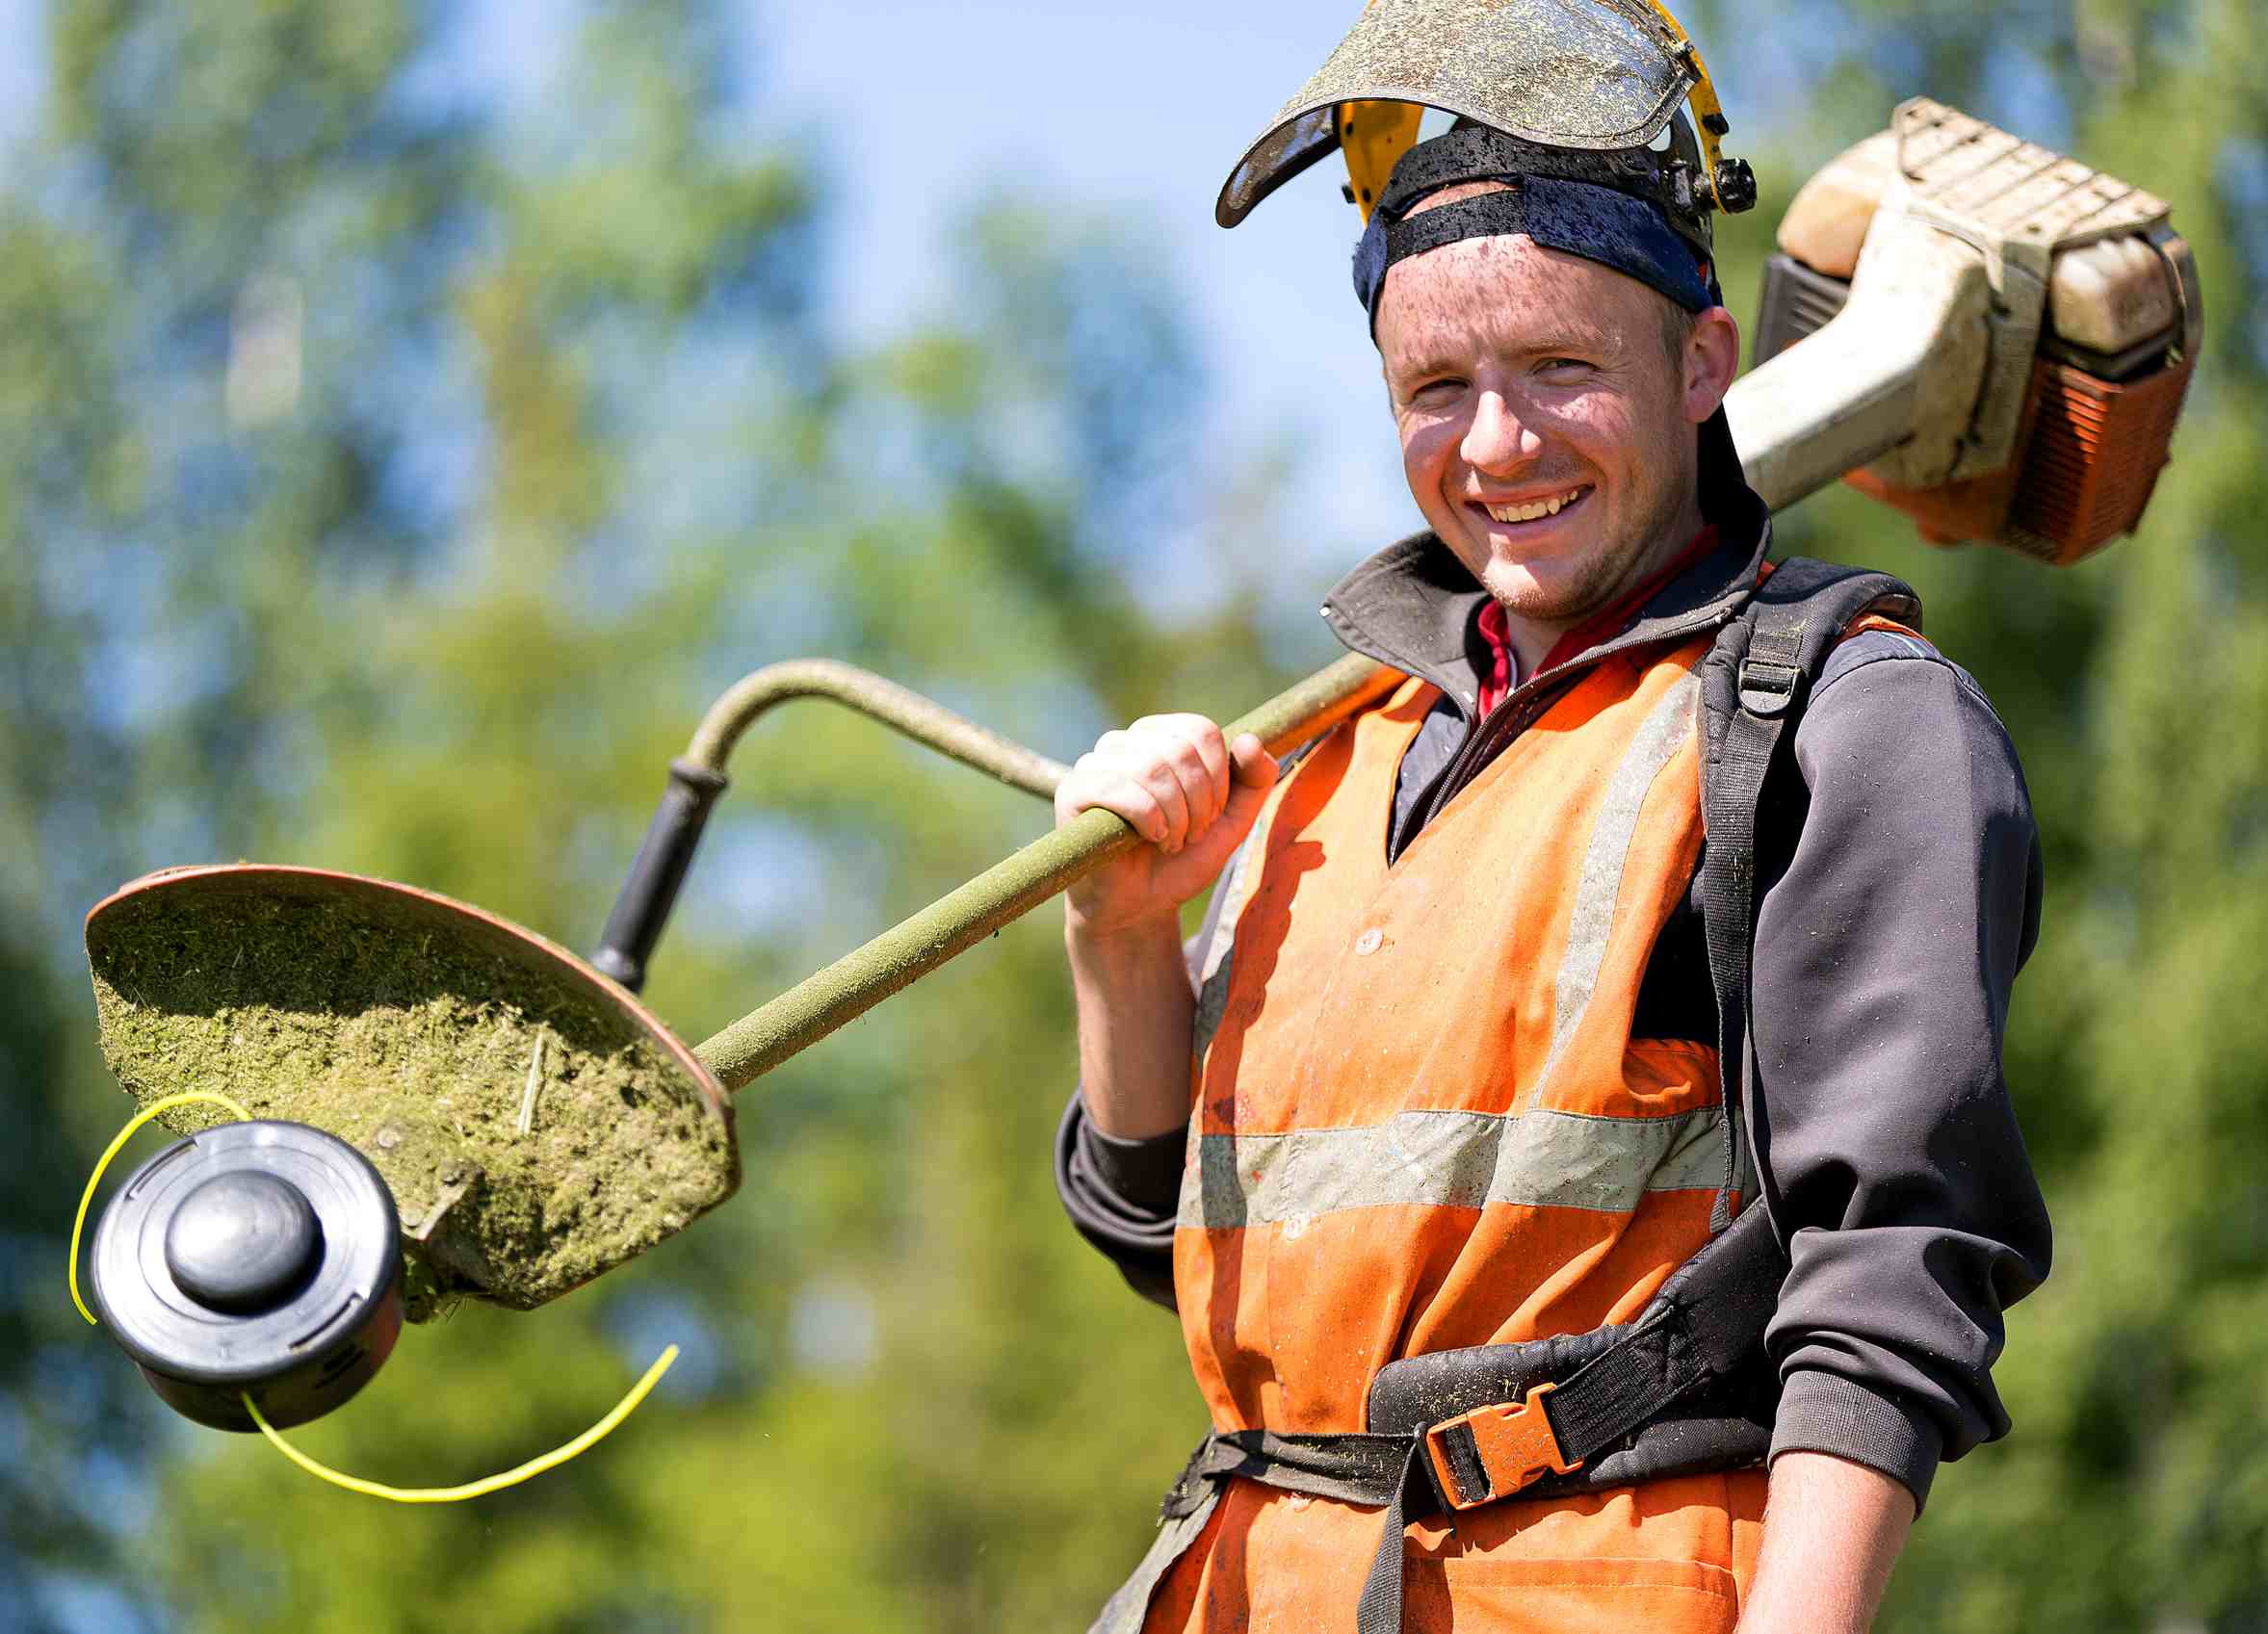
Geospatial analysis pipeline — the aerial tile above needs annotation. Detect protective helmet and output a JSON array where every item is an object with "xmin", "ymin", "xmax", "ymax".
[{"xmin": 1215, "ymin": 0, "xmax": 1755, "ymax": 249}]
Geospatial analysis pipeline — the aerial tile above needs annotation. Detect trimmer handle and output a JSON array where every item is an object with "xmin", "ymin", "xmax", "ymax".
[{"xmin": 591, "ymin": 760, "xmax": 729, "ymax": 993}]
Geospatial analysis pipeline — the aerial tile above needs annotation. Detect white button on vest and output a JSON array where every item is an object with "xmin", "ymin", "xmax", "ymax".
[{"xmin": 1353, "ymin": 927, "xmax": 1383, "ymax": 955}]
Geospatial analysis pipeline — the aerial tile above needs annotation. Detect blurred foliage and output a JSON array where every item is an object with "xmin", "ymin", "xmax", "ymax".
[
  {"xmin": 2, "ymin": 3, "xmax": 1266, "ymax": 1630},
  {"xmin": 1, "ymin": 0, "xmax": 2264, "ymax": 1630}
]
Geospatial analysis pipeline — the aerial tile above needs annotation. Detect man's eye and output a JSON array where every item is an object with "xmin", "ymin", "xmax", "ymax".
[
  {"xmin": 1409, "ymin": 376, "xmax": 1466, "ymax": 402},
  {"xmin": 1537, "ymin": 356, "xmax": 1589, "ymax": 376}
]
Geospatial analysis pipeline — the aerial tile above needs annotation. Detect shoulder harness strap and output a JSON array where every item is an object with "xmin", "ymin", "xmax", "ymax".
[{"xmin": 1698, "ymin": 558, "xmax": 1922, "ymax": 1234}]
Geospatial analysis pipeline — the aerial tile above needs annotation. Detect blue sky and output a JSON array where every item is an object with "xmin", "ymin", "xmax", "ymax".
[
  {"xmin": 0, "ymin": 0, "xmax": 40, "ymax": 151},
  {"xmin": 747, "ymin": 0, "xmax": 1435, "ymax": 572}
]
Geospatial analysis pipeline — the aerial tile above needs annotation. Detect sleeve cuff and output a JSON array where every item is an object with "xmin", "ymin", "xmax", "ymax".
[
  {"xmin": 1770, "ymin": 1370, "xmax": 1943, "ymax": 1514},
  {"xmin": 1054, "ymin": 1093, "xmax": 1180, "ymax": 1311},
  {"xmin": 1077, "ymin": 1113, "xmax": 1186, "ymax": 1217}
]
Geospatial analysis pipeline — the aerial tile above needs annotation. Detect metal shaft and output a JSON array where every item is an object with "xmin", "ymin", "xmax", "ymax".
[
  {"xmin": 684, "ymin": 658, "xmax": 1073, "ymax": 795},
  {"xmin": 593, "ymin": 660, "xmax": 1078, "ymax": 990},
  {"xmin": 692, "ymin": 652, "xmax": 1394, "ymax": 1092}
]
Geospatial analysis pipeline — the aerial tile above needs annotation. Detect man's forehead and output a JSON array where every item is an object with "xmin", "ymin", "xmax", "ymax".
[{"xmin": 1376, "ymin": 234, "xmax": 1644, "ymax": 361}]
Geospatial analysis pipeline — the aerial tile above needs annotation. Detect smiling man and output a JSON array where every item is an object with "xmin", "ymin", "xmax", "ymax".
[{"xmin": 1049, "ymin": 111, "xmax": 2048, "ymax": 1634}]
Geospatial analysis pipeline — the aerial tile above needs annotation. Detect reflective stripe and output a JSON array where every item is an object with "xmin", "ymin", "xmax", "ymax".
[
  {"xmin": 1531, "ymin": 672, "xmax": 1701, "ymax": 1109},
  {"xmin": 1180, "ymin": 1102, "xmax": 1727, "ymax": 1231}
]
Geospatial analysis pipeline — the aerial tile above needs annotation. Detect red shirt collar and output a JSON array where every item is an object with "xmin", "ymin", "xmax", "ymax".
[{"xmin": 1473, "ymin": 525, "xmax": 1722, "ymax": 718}]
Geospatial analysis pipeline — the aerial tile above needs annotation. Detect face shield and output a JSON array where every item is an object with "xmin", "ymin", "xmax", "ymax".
[{"xmin": 1217, "ymin": 0, "xmax": 1740, "ymax": 229}]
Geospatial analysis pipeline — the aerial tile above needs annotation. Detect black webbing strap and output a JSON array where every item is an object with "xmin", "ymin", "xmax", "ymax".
[
  {"xmin": 1697, "ymin": 558, "xmax": 1919, "ymax": 1232},
  {"xmin": 1462, "ymin": 1201, "xmax": 1783, "ymax": 1484},
  {"xmin": 1352, "ymin": 1439, "xmax": 1445, "ymax": 1634},
  {"xmin": 1163, "ymin": 1426, "xmax": 1413, "ymax": 1517},
  {"xmin": 1371, "ymin": 123, "xmax": 1677, "ymax": 224}
]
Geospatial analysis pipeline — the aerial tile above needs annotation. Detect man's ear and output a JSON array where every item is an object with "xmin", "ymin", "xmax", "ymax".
[{"xmin": 1685, "ymin": 305, "xmax": 1742, "ymax": 424}]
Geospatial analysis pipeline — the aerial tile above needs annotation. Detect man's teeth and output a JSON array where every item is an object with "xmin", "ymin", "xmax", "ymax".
[{"xmin": 1483, "ymin": 488, "xmax": 1584, "ymax": 524}]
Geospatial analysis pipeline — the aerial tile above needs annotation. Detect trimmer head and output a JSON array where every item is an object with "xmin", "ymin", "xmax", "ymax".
[
  {"xmin": 86, "ymin": 866, "xmax": 737, "ymax": 1314},
  {"xmin": 91, "ymin": 1118, "xmax": 405, "ymax": 1430}
]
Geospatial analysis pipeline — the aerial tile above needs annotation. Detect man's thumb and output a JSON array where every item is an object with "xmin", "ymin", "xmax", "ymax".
[{"xmin": 1219, "ymin": 734, "xmax": 1280, "ymax": 828}]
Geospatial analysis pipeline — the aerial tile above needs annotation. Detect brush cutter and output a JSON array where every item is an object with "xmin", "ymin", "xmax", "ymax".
[{"xmin": 81, "ymin": 100, "xmax": 2201, "ymax": 1426}]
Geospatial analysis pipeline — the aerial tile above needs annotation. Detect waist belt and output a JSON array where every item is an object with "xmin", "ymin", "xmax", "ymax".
[{"xmin": 1090, "ymin": 1205, "xmax": 1786, "ymax": 1634}]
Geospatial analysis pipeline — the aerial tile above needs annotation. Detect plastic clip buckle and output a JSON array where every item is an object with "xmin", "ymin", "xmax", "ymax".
[
  {"xmin": 1421, "ymin": 1383, "xmax": 1582, "ymax": 1511},
  {"xmin": 1736, "ymin": 659, "xmax": 1801, "ymax": 717}
]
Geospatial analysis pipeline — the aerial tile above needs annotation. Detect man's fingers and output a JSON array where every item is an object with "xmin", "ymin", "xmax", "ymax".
[
  {"xmin": 1058, "ymin": 744, "xmax": 1171, "ymax": 845},
  {"xmin": 1218, "ymin": 735, "xmax": 1280, "ymax": 833},
  {"xmin": 1128, "ymin": 714, "xmax": 1231, "ymax": 832},
  {"xmin": 1057, "ymin": 764, "xmax": 1178, "ymax": 847},
  {"xmin": 1096, "ymin": 770, "xmax": 1169, "ymax": 844},
  {"xmin": 1133, "ymin": 755, "xmax": 1194, "ymax": 851},
  {"xmin": 1181, "ymin": 717, "xmax": 1233, "ymax": 825},
  {"xmin": 1167, "ymin": 732, "xmax": 1224, "ymax": 835},
  {"xmin": 1058, "ymin": 717, "xmax": 1259, "ymax": 855}
]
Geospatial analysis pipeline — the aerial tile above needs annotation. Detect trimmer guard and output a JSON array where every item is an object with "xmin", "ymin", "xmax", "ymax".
[{"xmin": 86, "ymin": 865, "xmax": 737, "ymax": 1313}]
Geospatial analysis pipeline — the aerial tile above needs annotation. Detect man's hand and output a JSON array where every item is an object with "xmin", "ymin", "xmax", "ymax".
[
  {"xmin": 1056, "ymin": 715, "xmax": 1277, "ymax": 1140},
  {"xmin": 1056, "ymin": 714, "xmax": 1279, "ymax": 941},
  {"xmin": 1735, "ymin": 1451, "xmax": 1916, "ymax": 1634}
]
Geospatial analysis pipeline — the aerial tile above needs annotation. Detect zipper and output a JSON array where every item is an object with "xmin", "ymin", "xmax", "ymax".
[
  {"xmin": 1409, "ymin": 673, "xmax": 1581, "ymax": 838},
  {"xmin": 1324, "ymin": 526, "xmax": 1773, "ymax": 860},
  {"xmin": 1406, "ymin": 600, "xmax": 1746, "ymax": 841}
]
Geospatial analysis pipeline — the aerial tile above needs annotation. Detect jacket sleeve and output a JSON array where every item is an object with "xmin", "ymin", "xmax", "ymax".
[{"xmin": 1750, "ymin": 630, "xmax": 2052, "ymax": 1511}]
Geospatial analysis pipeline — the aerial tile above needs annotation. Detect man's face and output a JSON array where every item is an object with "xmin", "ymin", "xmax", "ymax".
[{"xmin": 1374, "ymin": 218, "xmax": 1737, "ymax": 636}]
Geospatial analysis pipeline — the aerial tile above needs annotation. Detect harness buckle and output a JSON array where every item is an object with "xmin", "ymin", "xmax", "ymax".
[
  {"xmin": 1736, "ymin": 658, "xmax": 1801, "ymax": 717},
  {"xmin": 1421, "ymin": 1383, "xmax": 1582, "ymax": 1511}
]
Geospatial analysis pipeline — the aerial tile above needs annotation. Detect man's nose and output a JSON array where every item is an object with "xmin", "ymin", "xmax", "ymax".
[{"xmin": 1460, "ymin": 389, "xmax": 1542, "ymax": 472}]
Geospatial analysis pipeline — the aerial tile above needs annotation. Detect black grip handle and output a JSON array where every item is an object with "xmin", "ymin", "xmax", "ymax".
[{"xmin": 591, "ymin": 759, "xmax": 730, "ymax": 993}]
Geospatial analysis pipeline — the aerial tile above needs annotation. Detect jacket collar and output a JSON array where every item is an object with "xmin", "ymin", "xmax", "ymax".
[{"xmin": 1320, "ymin": 454, "xmax": 1772, "ymax": 719}]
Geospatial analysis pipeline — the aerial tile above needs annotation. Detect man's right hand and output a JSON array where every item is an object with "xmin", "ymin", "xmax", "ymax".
[{"xmin": 1056, "ymin": 714, "xmax": 1280, "ymax": 942}]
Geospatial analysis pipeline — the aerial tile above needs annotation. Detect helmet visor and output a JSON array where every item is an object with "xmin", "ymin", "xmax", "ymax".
[{"xmin": 1218, "ymin": 0, "xmax": 1697, "ymax": 226}]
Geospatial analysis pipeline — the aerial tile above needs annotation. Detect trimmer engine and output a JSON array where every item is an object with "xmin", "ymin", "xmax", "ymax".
[{"xmin": 1750, "ymin": 98, "xmax": 2199, "ymax": 564}]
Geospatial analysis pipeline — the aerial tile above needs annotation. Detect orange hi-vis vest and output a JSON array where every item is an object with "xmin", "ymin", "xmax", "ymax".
[{"xmin": 1146, "ymin": 633, "xmax": 1771, "ymax": 1632}]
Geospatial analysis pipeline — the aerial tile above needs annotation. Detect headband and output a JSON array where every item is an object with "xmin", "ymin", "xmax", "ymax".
[{"xmin": 1354, "ymin": 127, "xmax": 1716, "ymax": 339}]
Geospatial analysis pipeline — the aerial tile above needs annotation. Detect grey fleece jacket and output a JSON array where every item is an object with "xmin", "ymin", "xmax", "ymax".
[{"xmin": 1055, "ymin": 490, "xmax": 2051, "ymax": 1512}]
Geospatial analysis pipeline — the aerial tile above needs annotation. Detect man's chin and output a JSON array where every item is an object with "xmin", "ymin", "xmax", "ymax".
[{"xmin": 1473, "ymin": 557, "xmax": 1623, "ymax": 630}]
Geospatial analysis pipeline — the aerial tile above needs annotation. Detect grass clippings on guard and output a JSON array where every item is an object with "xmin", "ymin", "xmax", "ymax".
[{"xmin": 87, "ymin": 870, "xmax": 737, "ymax": 1319}]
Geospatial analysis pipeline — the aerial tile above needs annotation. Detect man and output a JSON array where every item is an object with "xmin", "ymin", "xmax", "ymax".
[{"xmin": 1052, "ymin": 117, "xmax": 2048, "ymax": 1634}]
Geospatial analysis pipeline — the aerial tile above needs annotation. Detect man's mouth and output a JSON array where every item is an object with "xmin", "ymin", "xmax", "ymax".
[{"xmin": 1474, "ymin": 484, "xmax": 1591, "ymax": 526}]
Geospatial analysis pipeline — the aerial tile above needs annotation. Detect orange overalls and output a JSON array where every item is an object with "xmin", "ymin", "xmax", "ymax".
[{"xmin": 1128, "ymin": 634, "xmax": 1769, "ymax": 1633}]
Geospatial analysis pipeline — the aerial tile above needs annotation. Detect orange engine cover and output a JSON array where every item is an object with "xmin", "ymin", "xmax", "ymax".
[{"xmin": 1844, "ymin": 351, "xmax": 2195, "ymax": 566}]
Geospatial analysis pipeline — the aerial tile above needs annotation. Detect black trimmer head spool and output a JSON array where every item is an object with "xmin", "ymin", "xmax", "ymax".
[{"xmin": 90, "ymin": 1120, "xmax": 404, "ymax": 1432}]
